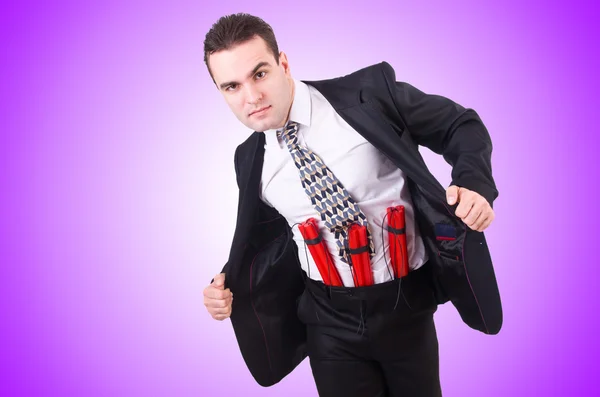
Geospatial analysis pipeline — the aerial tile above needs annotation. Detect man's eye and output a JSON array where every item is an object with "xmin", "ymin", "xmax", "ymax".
[
  {"xmin": 226, "ymin": 84, "xmax": 238, "ymax": 91},
  {"xmin": 256, "ymin": 71, "xmax": 266, "ymax": 79}
]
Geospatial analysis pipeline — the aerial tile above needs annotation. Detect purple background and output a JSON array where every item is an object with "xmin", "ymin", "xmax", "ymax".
[{"xmin": 1, "ymin": 0, "xmax": 598, "ymax": 396}]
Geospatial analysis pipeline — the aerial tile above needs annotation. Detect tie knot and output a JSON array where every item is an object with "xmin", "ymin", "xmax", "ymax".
[{"xmin": 278, "ymin": 120, "xmax": 299, "ymax": 148}]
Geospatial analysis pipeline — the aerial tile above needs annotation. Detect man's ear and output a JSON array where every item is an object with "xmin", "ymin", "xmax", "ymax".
[{"xmin": 279, "ymin": 51, "xmax": 291, "ymax": 75}]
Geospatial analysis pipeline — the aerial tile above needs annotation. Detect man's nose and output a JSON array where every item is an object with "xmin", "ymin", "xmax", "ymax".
[{"xmin": 245, "ymin": 85, "xmax": 263, "ymax": 104}]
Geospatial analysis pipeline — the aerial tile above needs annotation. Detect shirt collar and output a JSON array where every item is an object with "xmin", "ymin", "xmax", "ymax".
[{"xmin": 264, "ymin": 79, "xmax": 312, "ymax": 147}]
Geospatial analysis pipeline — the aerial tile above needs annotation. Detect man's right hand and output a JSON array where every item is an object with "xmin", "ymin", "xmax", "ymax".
[{"xmin": 203, "ymin": 273, "xmax": 233, "ymax": 321}]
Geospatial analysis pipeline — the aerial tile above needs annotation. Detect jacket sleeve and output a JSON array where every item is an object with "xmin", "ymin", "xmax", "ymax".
[{"xmin": 381, "ymin": 62, "xmax": 499, "ymax": 207}]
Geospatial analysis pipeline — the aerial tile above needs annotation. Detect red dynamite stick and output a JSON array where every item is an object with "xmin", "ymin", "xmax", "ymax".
[
  {"xmin": 387, "ymin": 206, "xmax": 409, "ymax": 278},
  {"xmin": 348, "ymin": 223, "xmax": 374, "ymax": 286},
  {"xmin": 298, "ymin": 218, "xmax": 343, "ymax": 287},
  {"xmin": 386, "ymin": 207, "xmax": 399, "ymax": 278}
]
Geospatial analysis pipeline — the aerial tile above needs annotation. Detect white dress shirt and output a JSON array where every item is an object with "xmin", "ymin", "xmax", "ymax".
[{"xmin": 260, "ymin": 79, "xmax": 428, "ymax": 287}]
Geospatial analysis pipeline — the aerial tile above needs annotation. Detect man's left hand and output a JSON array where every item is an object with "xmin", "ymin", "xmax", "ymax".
[{"xmin": 446, "ymin": 185, "xmax": 495, "ymax": 232}]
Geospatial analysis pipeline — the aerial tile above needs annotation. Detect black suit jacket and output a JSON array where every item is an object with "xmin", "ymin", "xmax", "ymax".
[{"xmin": 218, "ymin": 61, "xmax": 502, "ymax": 387}]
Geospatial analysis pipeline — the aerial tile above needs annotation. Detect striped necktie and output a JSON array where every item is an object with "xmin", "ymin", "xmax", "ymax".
[{"xmin": 277, "ymin": 120, "xmax": 375, "ymax": 263}]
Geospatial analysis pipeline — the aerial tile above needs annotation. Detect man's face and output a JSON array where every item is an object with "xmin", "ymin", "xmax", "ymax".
[{"xmin": 208, "ymin": 36, "xmax": 294, "ymax": 132}]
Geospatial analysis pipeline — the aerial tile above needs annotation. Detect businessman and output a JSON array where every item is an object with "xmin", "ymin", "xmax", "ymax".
[{"xmin": 202, "ymin": 13, "xmax": 501, "ymax": 397}]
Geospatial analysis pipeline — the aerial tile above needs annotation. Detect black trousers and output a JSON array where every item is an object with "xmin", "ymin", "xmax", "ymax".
[{"xmin": 297, "ymin": 264, "xmax": 442, "ymax": 397}]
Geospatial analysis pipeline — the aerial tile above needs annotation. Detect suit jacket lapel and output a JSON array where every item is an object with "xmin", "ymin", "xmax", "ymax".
[
  {"xmin": 238, "ymin": 132, "xmax": 264, "ymax": 207},
  {"xmin": 226, "ymin": 132, "xmax": 266, "ymax": 284}
]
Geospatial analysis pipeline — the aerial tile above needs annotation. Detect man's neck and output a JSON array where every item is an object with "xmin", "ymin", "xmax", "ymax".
[{"xmin": 283, "ymin": 79, "xmax": 296, "ymax": 127}]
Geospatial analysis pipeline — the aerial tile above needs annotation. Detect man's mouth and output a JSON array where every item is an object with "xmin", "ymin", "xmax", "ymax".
[{"xmin": 249, "ymin": 106, "xmax": 271, "ymax": 116}]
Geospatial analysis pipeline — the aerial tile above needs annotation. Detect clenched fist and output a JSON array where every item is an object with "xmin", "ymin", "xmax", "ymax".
[
  {"xmin": 446, "ymin": 185, "xmax": 495, "ymax": 232},
  {"xmin": 203, "ymin": 273, "xmax": 233, "ymax": 321}
]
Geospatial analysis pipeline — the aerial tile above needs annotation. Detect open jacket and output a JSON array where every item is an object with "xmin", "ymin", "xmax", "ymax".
[{"xmin": 218, "ymin": 61, "xmax": 502, "ymax": 386}]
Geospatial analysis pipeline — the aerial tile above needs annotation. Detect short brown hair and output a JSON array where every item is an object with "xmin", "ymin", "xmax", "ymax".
[{"xmin": 203, "ymin": 13, "xmax": 280, "ymax": 81}]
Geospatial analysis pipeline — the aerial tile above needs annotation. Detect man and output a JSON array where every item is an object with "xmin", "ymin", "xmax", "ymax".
[{"xmin": 202, "ymin": 13, "xmax": 501, "ymax": 397}]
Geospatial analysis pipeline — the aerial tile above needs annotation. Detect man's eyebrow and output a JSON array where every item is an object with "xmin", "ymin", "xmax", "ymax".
[{"xmin": 218, "ymin": 61, "xmax": 271, "ymax": 90}]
